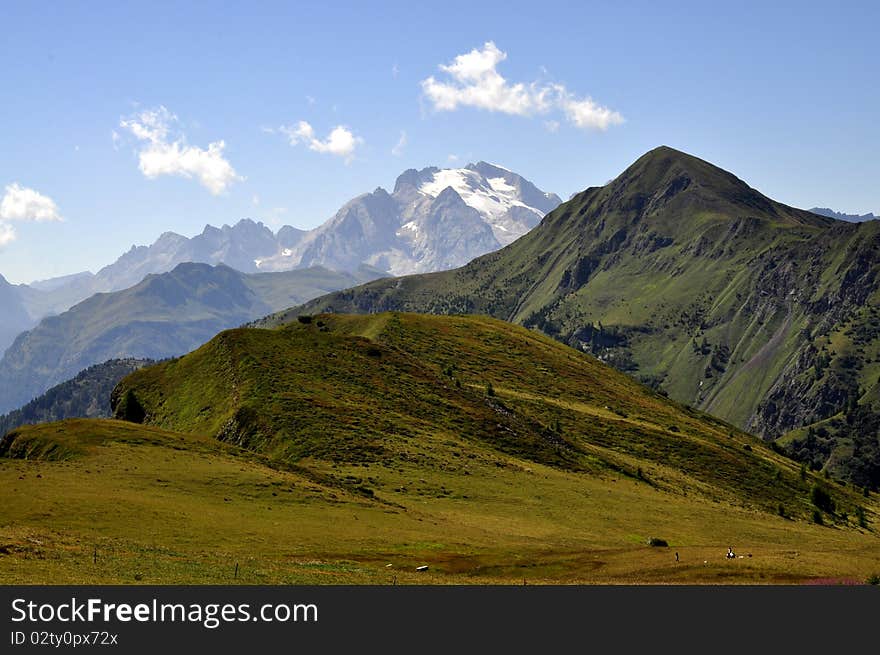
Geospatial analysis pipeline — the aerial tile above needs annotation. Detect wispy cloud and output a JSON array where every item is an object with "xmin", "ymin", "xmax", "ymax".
[
  {"xmin": 118, "ymin": 106, "xmax": 242, "ymax": 195},
  {"xmin": 558, "ymin": 91, "xmax": 626, "ymax": 130},
  {"xmin": 0, "ymin": 182, "xmax": 63, "ymax": 246},
  {"xmin": 391, "ymin": 130, "xmax": 407, "ymax": 157},
  {"xmin": 266, "ymin": 206, "xmax": 288, "ymax": 228},
  {"xmin": 279, "ymin": 120, "xmax": 363, "ymax": 163},
  {"xmin": 421, "ymin": 42, "xmax": 623, "ymax": 131},
  {"xmin": 0, "ymin": 222, "xmax": 14, "ymax": 246}
]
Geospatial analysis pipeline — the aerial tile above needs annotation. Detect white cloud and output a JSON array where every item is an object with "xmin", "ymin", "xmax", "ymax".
[
  {"xmin": 252, "ymin": 194, "xmax": 260, "ymax": 206},
  {"xmin": 557, "ymin": 89, "xmax": 625, "ymax": 131},
  {"xmin": 1, "ymin": 183, "xmax": 63, "ymax": 222},
  {"xmin": 280, "ymin": 120, "xmax": 362, "ymax": 162},
  {"xmin": 421, "ymin": 42, "xmax": 623, "ymax": 131},
  {"xmin": 422, "ymin": 42, "xmax": 542, "ymax": 116},
  {"xmin": 447, "ymin": 154, "xmax": 459, "ymax": 163},
  {"xmin": 119, "ymin": 106, "xmax": 242, "ymax": 195},
  {"xmin": 392, "ymin": 63, "xmax": 400, "ymax": 78},
  {"xmin": 391, "ymin": 130, "xmax": 407, "ymax": 157},
  {"xmin": 544, "ymin": 120, "xmax": 560, "ymax": 133},
  {"xmin": 306, "ymin": 95, "xmax": 316, "ymax": 105},
  {"xmin": 0, "ymin": 183, "xmax": 63, "ymax": 247}
]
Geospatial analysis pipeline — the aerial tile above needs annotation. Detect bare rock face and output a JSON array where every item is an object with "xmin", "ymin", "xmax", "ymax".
[{"xmin": 255, "ymin": 161, "xmax": 561, "ymax": 276}]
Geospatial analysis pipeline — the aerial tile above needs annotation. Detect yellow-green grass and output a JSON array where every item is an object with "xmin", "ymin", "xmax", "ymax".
[
  {"xmin": 1, "ymin": 419, "xmax": 877, "ymax": 585},
  {"xmin": 3, "ymin": 313, "xmax": 878, "ymax": 584}
]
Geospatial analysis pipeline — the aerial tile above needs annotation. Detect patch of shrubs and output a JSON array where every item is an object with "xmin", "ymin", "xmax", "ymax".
[
  {"xmin": 855, "ymin": 505, "xmax": 868, "ymax": 529},
  {"xmin": 297, "ymin": 315, "xmax": 313, "ymax": 324},
  {"xmin": 810, "ymin": 484, "xmax": 836, "ymax": 514},
  {"xmin": 647, "ymin": 537, "xmax": 668, "ymax": 547},
  {"xmin": 116, "ymin": 389, "xmax": 146, "ymax": 424}
]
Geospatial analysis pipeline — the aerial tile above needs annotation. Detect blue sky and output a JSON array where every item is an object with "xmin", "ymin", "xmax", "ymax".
[{"xmin": 0, "ymin": 0, "xmax": 878, "ymax": 283}]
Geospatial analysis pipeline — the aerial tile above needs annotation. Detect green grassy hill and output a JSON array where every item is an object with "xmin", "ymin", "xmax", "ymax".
[
  {"xmin": 260, "ymin": 147, "xmax": 880, "ymax": 487},
  {"xmin": 2, "ymin": 312, "xmax": 875, "ymax": 584}
]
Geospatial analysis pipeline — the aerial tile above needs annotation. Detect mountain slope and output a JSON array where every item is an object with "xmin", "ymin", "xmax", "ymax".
[
  {"xmin": 1, "ymin": 312, "xmax": 875, "ymax": 584},
  {"xmin": 0, "ymin": 358, "xmax": 153, "ymax": 435},
  {"xmin": 260, "ymin": 147, "xmax": 880, "ymax": 486},
  {"xmin": 3, "ymin": 412, "xmax": 876, "ymax": 584},
  {"xmin": 0, "ymin": 274, "xmax": 34, "ymax": 355},
  {"xmin": 0, "ymin": 263, "xmax": 382, "ymax": 413}
]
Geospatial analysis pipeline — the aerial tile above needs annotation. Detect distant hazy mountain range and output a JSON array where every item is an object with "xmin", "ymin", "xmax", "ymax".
[
  {"xmin": 0, "ymin": 161, "xmax": 558, "ymax": 355},
  {"xmin": 809, "ymin": 207, "xmax": 877, "ymax": 223},
  {"xmin": 0, "ymin": 263, "xmax": 381, "ymax": 414}
]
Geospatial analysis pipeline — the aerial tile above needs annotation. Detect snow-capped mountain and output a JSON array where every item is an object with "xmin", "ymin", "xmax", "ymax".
[
  {"xmin": 18, "ymin": 162, "xmax": 558, "ymax": 320},
  {"xmin": 256, "ymin": 161, "xmax": 561, "ymax": 275},
  {"xmin": 414, "ymin": 162, "xmax": 557, "ymax": 246}
]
